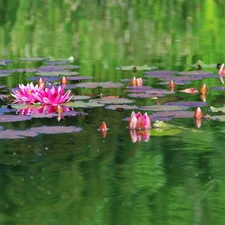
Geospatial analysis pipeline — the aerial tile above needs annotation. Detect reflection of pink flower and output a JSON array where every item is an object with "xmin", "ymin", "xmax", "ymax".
[
  {"xmin": 12, "ymin": 83, "xmax": 44, "ymax": 103},
  {"xmin": 32, "ymin": 86, "xmax": 72, "ymax": 106},
  {"xmin": 18, "ymin": 105, "xmax": 70, "ymax": 116},
  {"xmin": 219, "ymin": 63, "xmax": 225, "ymax": 84},
  {"xmin": 129, "ymin": 129, "xmax": 150, "ymax": 143},
  {"xmin": 128, "ymin": 111, "xmax": 151, "ymax": 129}
]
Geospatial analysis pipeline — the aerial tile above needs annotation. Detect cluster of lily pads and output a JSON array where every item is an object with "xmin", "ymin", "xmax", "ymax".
[{"xmin": 0, "ymin": 58, "xmax": 224, "ymax": 141}]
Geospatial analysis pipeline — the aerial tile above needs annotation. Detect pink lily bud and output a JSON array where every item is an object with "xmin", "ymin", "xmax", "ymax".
[
  {"xmin": 129, "ymin": 114, "xmax": 138, "ymax": 129},
  {"xmin": 143, "ymin": 112, "xmax": 151, "ymax": 129},
  {"xmin": 194, "ymin": 107, "xmax": 204, "ymax": 119},
  {"xmin": 136, "ymin": 78, "xmax": 143, "ymax": 86}
]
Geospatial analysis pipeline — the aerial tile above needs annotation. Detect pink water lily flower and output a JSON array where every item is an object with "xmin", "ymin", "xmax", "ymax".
[
  {"xmin": 32, "ymin": 86, "xmax": 72, "ymax": 106},
  {"xmin": 128, "ymin": 111, "xmax": 151, "ymax": 129},
  {"xmin": 11, "ymin": 83, "xmax": 44, "ymax": 104}
]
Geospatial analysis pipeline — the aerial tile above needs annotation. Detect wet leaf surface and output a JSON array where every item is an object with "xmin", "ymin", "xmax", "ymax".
[
  {"xmin": 76, "ymin": 82, "xmax": 124, "ymax": 88},
  {"xmin": 140, "ymin": 105, "xmax": 188, "ymax": 111}
]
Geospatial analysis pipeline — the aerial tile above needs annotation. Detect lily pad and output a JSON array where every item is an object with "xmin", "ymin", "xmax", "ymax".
[
  {"xmin": 210, "ymin": 106, "xmax": 225, "ymax": 113},
  {"xmin": 159, "ymin": 80, "xmax": 191, "ymax": 85},
  {"xmin": 140, "ymin": 105, "xmax": 188, "ymax": 111},
  {"xmin": 210, "ymin": 86, "xmax": 225, "ymax": 91},
  {"xmin": 29, "ymin": 126, "xmax": 82, "ymax": 134},
  {"xmin": 0, "ymin": 115, "xmax": 32, "ymax": 122},
  {"xmin": 151, "ymin": 110, "xmax": 194, "ymax": 119},
  {"xmin": 19, "ymin": 57, "xmax": 48, "ymax": 61},
  {"xmin": 128, "ymin": 93, "xmax": 164, "ymax": 98},
  {"xmin": 44, "ymin": 61, "xmax": 71, "ymax": 65},
  {"xmin": 38, "ymin": 66, "xmax": 65, "ymax": 72},
  {"xmin": 16, "ymin": 68, "xmax": 38, "ymax": 73},
  {"xmin": 59, "ymin": 71, "xmax": 79, "ymax": 76},
  {"xmin": 72, "ymin": 95, "xmax": 91, "ymax": 100},
  {"xmin": 63, "ymin": 101, "xmax": 105, "ymax": 108},
  {"xmin": 211, "ymin": 115, "xmax": 225, "ymax": 121},
  {"xmin": 0, "ymin": 69, "xmax": 17, "ymax": 74},
  {"xmin": 0, "ymin": 129, "xmax": 38, "ymax": 139},
  {"xmin": 28, "ymin": 76, "xmax": 59, "ymax": 82},
  {"xmin": 146, "ymin": 88, "xmax": 174, "ymax": 95},
  {"xmin": 66, "ymin": 76, "xmax": 92, "ymax": 81},
  {"xmin": 0, "ymin": 60, "xmax": 13, "ymax": 65},
  {"xmin": 93, "ymin": 97, "xmax": 134, "ymax": 104},
  {"xmin": 179, "ymin": 71, "xmax": 213, "ymax": 75},
  {"xmin": 106, "ymin": 104, "xmax": 139, "ymax": 110},
  {"xmin": 166, "ymin": 101, "xmax": 207, "ymax": 107},
  {"xmin": 76, "ymin": 82, "xmax": 124, "ymax": 89},
  {"xmin": 150, "ymin": 128, "xmax": 182, "ymax": 136},
  {"xmin": 116, "ymin": 65, "xmax": 155, "ymax": 71},
  {"xmin": 0, "ymin": 73, "xmax": 10, "ymax": 77},
  {"xmin": 144, "ymin": 70, "xmax": 178, "ymax": 75},
  {"xmin": 126, "ymin": 86, "xmax": 151, "ymax": 92},
  {"xmin": 36, "ymin": 71, "xmax": 61, "ymax": 76}
]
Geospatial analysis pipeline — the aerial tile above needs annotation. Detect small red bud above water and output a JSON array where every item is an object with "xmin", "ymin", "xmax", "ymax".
[
  {"xmin": 99, "ymin": 121, "xmax": 107, "ymax": 130},
  {"xmin": 199, "ymin": 84, "xmax": 208, "ymax": 94},
  {"xmin": 194, "ymin": 107, "xmax": 204, "ymax": 119}
]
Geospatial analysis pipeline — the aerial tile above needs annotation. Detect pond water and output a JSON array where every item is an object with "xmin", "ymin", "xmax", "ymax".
[{"xmin": 1, "ymin": 1, "xmax": 225, "ymax": 225}]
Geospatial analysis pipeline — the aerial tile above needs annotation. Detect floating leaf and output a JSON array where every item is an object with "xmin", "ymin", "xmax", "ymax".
[
  {"xmin": 58, "ymin": 71, "xmax": 79, "ymax": 76},
  {"xmin": 63, "ymin": 101, "xmax": 105, "ymax": 108},
  {"xmin": 67, "ymin": 76, "xmax": 92, "ymax": 81},
  {"xmin": 150, "ymin": 128, "xmax": 182, "ymax": 136},
  {"xmin": 126, "ymin": 86, "xmax": 151, "ymax": 92},
  {"xmin": 116, "ymin": 65, "xmax": 155, "ymax": 71},
  {"xmin": 29, "ymin": 126, "xmax": 82, "ymax": 134},
  {"xmin": 128, "ymin": 93, "xmax": 164, "ymax": 98},
  {"xmin": 146, "ymin": 88, "xmax": 174, "ymax": 95},
  {"xmin": 76, "ymin": 82, "xmax": 123, "ymax": 89},
  {"xmin": 140, "ymin": 105, "xmax": 188, "ymax": 111},
  {"xmin": 144, "ymin": 70, "xmax": 178, "ymax": 75},
  {"xmin": 72, "ymin": 95, "xmax": 91, "ymax": 100},
  {"xmin": 105, "ymin": 104, "xmax": 139, "ymax": 110},
  {"xmin": 28, "ymin": 76, "xmax": 59, "ymax": 82},
  {"xmin": 44, "ymin": 61, "xmax": 71, "ymax": 65},
  {"xmin": 151, "ymin": 110, "xmax": 194, "ymax": 119},
  {"xmin": 210, "ymin": 86, "xmax": 225, "ymax": 91},
  {"xmin": 211, "ymin": 115, "xmax": 225, "ymax": 121},
  {"xmin": 93, "ymin": 97, "xmax": 134, "ymax": 104},
  {"xmin": 36, "ymin": 71, "xmax": 61, "ymax": 76},
  {"xmin": 159, "ymin": 80, "xmax": 191, "ymax": 85},
  {"xmin": 0, "ymin": 115, "xmax": 32, "ymax": 122},
  {"xmin": 19, "ymin": 57, "xmax": 48, "ymax": 61},
  {"xmin": 179, "ymin": 71, "xmax": 213, "ymax": 75},
  {"xmin": 38, "ymin": 66, "xmax": 65, "ymax": 72},
  {"xmin": 0, "ymin": 60, "xmax": 13, "ymax": 65},
  {"xmin": 16, "ymin": 68, "xmax": 38, "ymax": 73},
  {"xmin": 0, "ymin": 69, "xmax": 17, "ymax": 74},
  {"xmin": 0, "ymin": 129, "xmax": 38, "ymax": 139},
  {"xmin": 0, "ymin": 73, "xmax": 10, "ymax": 77},
  {"xmin": 210, "ymin": 106, "xmax": 225, "ymax": 113},
  {"xmin": 166, "ymin": 101, "xmax": 207, "ymax": 107}
]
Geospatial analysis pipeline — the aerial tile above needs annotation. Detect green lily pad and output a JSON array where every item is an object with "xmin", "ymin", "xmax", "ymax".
[
  {"xmin": 72, "ymin": 95, "xmax": 91, "ymax": 100},
  {"xmin": 63, "ymin": 101, "xmax": 105, "ymax": 108},
  {"xmin": 151, "ymin": 128, "xmax": 182, "ymax": 136},
  {"xmin": 106, "ymin": 104, "xmax": 139, "ymax": 110},
  {"xmin": 211, "ymin": 115, "xmax": 225, "ymax": 121},
  {"xmin": 59, "ymin": 71, "xmax": 79, "ymax": 76},
  {"xmin": 115, "ymin": 65, "xmax": 156, "ymax": 71},
  {"xmin": 210, "ymin": 106, "xmax": 225, "ymax": 113},
  {"xmin": 76, "ymin": 82, "xmax": 123, "ymax": 89},
  {"xmin": 140, "ymin": 105, "xmax": 188, "ymax": 111},
  {"xmin": 36, "ymin": 71, "xmax": 61, "ymax": 76},
  {"xmin": 93, "ymin": 97, "xmax": 134, "ymax": 104}
]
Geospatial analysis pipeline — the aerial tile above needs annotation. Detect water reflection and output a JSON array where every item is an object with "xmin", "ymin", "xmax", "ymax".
[{"xmin": 129, "ymin": 129, "xmax": 150, "ymax": 143}]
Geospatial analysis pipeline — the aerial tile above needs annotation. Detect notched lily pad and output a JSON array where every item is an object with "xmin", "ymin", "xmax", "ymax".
[
  {"xmin": 93, "ymin": 97, "xmax": 134, "ymax": 104},
  {"xmin": 140, "ymin": 105, "xmax": 188, "ymax": 111},
  {"xmin": 166, "ymin": 101, "xmax": 207, "ymax": 107},
  {"xmin": 116, "ymin": 65, "xmax": 155, "ymax": 71},
  {"xmin": 76, "ymin": 82, "xmax": 123, "ymax": 89},
  {"xmin": 106, "ymin": 104, "xmax": 139, "ymax": 110}
]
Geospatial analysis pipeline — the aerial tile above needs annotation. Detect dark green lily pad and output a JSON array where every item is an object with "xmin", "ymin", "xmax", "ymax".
[
  {"xmin": 76, "ymin": 82, "xmax": 123, "ymax": 89},
  {"xmin": 140, "ymin": 105, "xmax": 188, "ymax": 111},
  {"xmin": 63, "ymin": 101, "xmax": 105, "ymax": 108},
  {"xmin": 116, "ymin": 65, "xmax": 155, "ymax": 71},
  {"xmin": 93, "ymin": 97, "xmax": 134, "ymax": 104},
  {"xmin": 19, "ymin": 57, "xmax": 48, "ymax": 61},
  {"xmin": 106, "ymin": 104, "xmax": 139, "ymax": 110}
]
